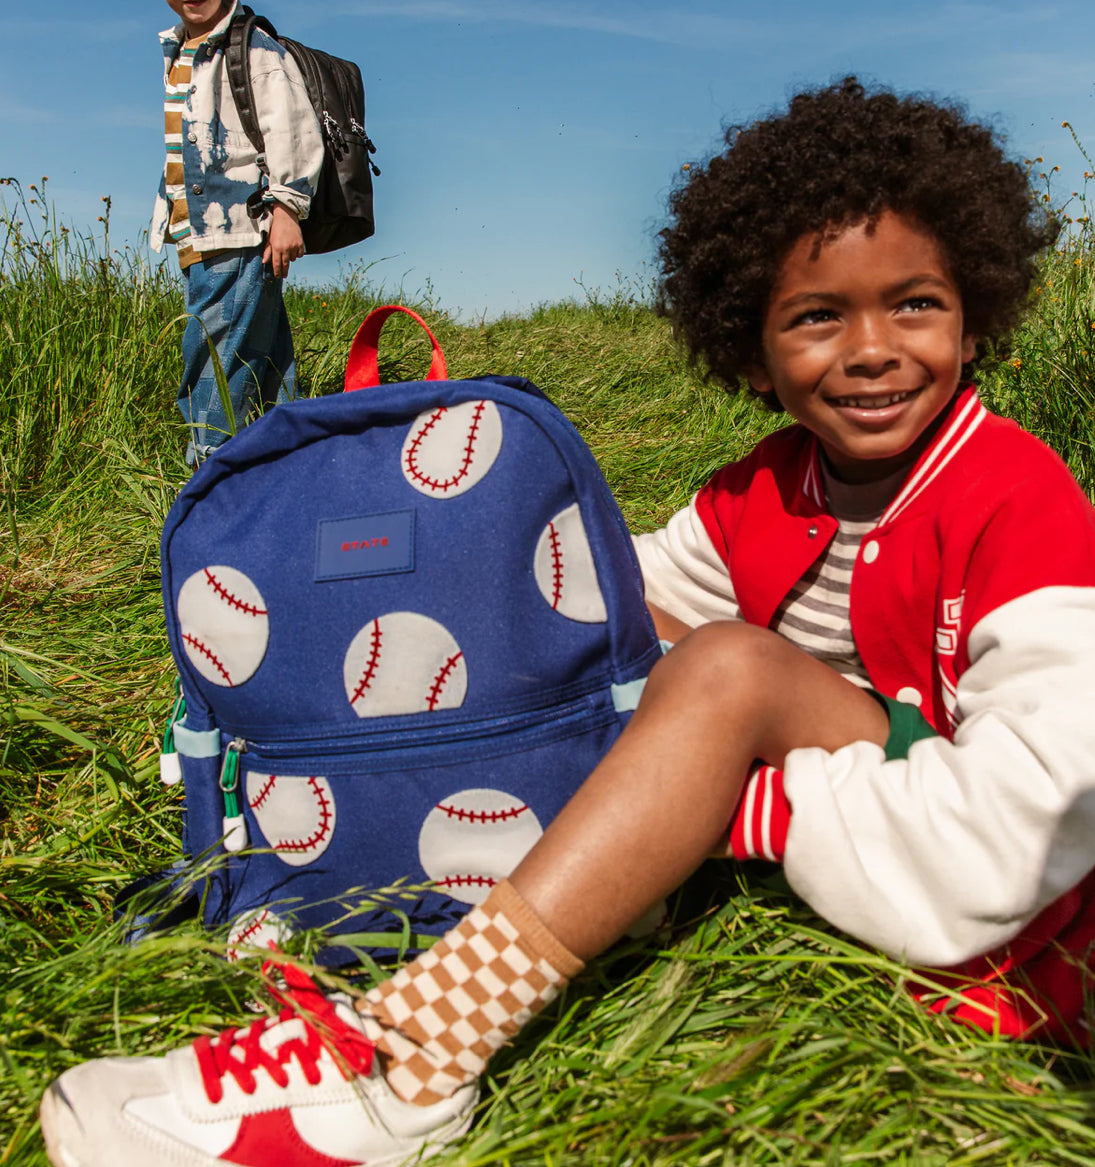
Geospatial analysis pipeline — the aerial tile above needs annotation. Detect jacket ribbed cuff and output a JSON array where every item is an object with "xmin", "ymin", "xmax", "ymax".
[{"xmin": 728, "ymin": 764, "xmax": 790, "ymax": 862}]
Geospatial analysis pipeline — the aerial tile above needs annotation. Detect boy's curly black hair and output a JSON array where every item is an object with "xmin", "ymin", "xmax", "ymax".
[{"xmin": 658, "ymin": 77, "xmax": 1057, "ymax": 402}]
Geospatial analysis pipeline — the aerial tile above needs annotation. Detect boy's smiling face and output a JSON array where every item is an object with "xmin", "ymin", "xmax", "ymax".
[
  {"xmin": 166, "ymin": 0, "xmax": 231, "ymax": 39},
  {"xmin": 748, "ymin": 211, "xmax": 976, "ymax": 484}
]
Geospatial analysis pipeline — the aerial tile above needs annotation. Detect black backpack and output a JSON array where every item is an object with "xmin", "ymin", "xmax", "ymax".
[{"xmin": 225, "ymin": 5, "xmax": 379, "ymax": 254}]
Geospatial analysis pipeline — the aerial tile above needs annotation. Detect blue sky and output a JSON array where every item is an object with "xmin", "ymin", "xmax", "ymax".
[{"xmin": 3, "ymin": 1, "xmax": 1094, "ymax": 319}]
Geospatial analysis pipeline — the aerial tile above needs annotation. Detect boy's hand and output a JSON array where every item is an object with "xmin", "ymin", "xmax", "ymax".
[{"xmin": 263, "ymin": 202, "xmax": 305, "ymax": 278}]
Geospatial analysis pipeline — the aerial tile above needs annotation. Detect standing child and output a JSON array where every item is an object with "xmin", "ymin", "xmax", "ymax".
[
  {"xmin": 151, "ymin": 0, "xmax": 324, "ymax": 465},
  {"xmin": 42, "ymin": 78, "xmax": 1095, "ymax": 1166}
]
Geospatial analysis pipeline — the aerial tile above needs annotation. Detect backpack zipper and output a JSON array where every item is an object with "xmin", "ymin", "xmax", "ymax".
[
  {"xmin": 225, "ymin": 691, "xmax": 616, "ymax": 768},
  {"xmin": 218, "ymin": 685, "xmax": 616, "ymax": 755}
]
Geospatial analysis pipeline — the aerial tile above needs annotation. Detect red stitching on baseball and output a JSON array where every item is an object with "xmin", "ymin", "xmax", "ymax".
[
  {"xmin": 230, "ymin": 909, "xmax": 272, "ymax": 949},
  {"xmin": 275, "ymin": 777, "xmax": 334, "ymax": 853},
  {"xmin": 183, "ymin": 633, "xmax": 233, "ymax": 685},
  {"xmin": 435, "ymin": 800, "xmax": 528, "ymax": 823},
  {"xmin": 547, "ymin": 521, "xmax": 565, "ymax": 609},
  {"xmin": 351, "ymin": 620, "xmax": 383, "ymax": 706},
  {"xmin": 249, "ymin": 774, "xmax": 278, "ymax": 811},
  {"xmin": 204, "ymin": 568, "xmax": 267, "ymax": 617},
  {"xmin": 403, "ymin": 402, "xmax": 486, "ymax": 493},
  {"xmin": 426, "ymin": 652, "xmax": 464, "ymax": 710},
  {"xmin": 436, "ymin": 873, "xmax": 497, "ymax": 890}
]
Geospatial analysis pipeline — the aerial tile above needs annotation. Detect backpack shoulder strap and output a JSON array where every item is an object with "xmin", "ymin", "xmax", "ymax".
[{"xmin": 224, "ymin": 5, "xmax": 278, "ymax": 159}]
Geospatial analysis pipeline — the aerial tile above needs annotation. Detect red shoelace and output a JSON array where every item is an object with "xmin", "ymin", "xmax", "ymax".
[{"xmin": 193, "ymin": 961, "xmax": 375, "ymax": 1104}]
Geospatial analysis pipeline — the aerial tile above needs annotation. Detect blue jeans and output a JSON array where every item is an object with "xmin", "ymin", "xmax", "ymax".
[{"xmin": 178, "ymin": 248, "xmax": 296, "ymax": 465}]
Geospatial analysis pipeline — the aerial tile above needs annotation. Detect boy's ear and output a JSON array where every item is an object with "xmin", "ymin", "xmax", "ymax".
[
  {"xmin": 961, "ymin": 333, "xmax": 977, "ymax": 364},
  {"xmin": 743, "ymin": 362, "xmax": 775, "ymax": 398}
]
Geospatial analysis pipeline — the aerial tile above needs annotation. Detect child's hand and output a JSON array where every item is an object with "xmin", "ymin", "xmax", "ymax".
[{"xmin": 263, "ymin": 202, "xmax": 305, "ymax": 278}]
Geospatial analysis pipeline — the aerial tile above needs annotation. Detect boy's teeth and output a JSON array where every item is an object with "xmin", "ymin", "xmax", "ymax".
[{"xmin": 834, "ymin": 392, "xmax": 910, "ymax": 408}]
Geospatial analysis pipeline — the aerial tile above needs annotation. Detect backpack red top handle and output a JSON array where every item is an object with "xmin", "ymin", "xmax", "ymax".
[{"xmin": 343, "ymin": 305, "xmax": 448, "ymax": 392}]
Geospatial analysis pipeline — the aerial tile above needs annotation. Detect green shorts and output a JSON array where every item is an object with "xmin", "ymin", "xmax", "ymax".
[{"xmin": 873, "ymin": 692, "xmax": 938, "ymax": 761}]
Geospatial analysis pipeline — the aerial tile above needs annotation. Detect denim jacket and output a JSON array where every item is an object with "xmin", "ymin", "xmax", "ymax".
[{"xmin": 150, "ymin": 1, "xmax": 324, "ymax": 255}]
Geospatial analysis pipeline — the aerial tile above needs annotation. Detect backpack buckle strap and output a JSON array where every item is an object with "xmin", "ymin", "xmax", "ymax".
[
  {"xmin": 173, "ymin": 722, "xmax": 222, "ymax": 758},
  {"xmin": 610, "ymin": 641, "xmax": 672, "ymax": 712},
  {"xmin": 610, "ymin": 678, "xmax": 647, "ymax": 713}
]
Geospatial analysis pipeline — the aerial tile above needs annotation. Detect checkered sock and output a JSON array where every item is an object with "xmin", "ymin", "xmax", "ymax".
[{"xmin": 357, "ymin": 879, "xmax": 584, "ymax": 1105}]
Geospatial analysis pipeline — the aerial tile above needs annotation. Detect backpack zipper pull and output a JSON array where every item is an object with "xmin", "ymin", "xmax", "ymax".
[
  {"xmin": 365, "ymin": 132, "xmax": 380, "ymax": 176},
  {"xmin": 219, "ymin": 737, "xmax": 249, "ymax": 853},
  {"xmin": 322, "ymin": 109, "xmax": 347, "ymax": 153},
  {"xmin": 159, "ymin": 681, "xmax": 186, "ymax": 786}
]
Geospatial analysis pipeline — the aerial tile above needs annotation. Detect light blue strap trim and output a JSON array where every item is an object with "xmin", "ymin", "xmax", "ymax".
[
  {"xmin": 173, "ymin": 722, "xmax": 222, "ymax": 758},
  {"xmin": 611, "ymin": 678, "xmax": 647, "ymax": 713},
  {"xmin": 611, "ymin": 641, "xmax": 673, "ymax": 713}
]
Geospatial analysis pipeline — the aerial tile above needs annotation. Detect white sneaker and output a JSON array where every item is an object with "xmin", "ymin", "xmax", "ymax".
[{"xmin": 39, "ymin": 963, "xmax": 477, "ymax": 1167}]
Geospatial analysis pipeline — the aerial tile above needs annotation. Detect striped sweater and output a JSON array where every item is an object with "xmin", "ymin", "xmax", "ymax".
[{"xmin": 163, "ymin": 39, "xmax": 206, "ymax": 267}]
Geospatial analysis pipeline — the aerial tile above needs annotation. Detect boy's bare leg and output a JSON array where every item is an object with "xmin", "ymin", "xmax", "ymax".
[
  {"xmin": 358, "ymin": 619, "xmax": 890, "ymax": 1106},
  {"xmin": 511, "ymin": 620, "xmax": 890, "ymax": 959}
]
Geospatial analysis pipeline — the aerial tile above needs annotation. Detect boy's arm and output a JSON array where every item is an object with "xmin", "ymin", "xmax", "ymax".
[
  {"xmin": 646, "ymin": 602, "xmax": 693, "ymax": 644},
  {"xmin": 633, "ymin": 498, "xmax": 743, "ymax": 629},
  {"xmin": 248, "ymin": 36, "xmax": 325, "ymax": 232},
  {"xmin": 776, "ymin": 459, "xmax": 1095, "ymax": 968}
]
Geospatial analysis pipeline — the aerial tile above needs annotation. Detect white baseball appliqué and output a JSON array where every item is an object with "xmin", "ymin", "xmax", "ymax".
[
  {"xmin": 401, "ymin": 399, "xmax": 503, "ymax": 499},
  {"xmin": 418, "ymin": 787, "xmax": 544, "ymax": 905},
  {"xmin": 343, "ymin": 611, "xmax": 467, "ymax": 717},
  {"xmin": 245, "ymin": 772, "xmax": 336, "ymax": 867},
  {"xmin": 534, "ymin": 503, "xmax": 607, "ymax": 623},
  {"xmin": 176, "ymin": 565, "xmax": 269, "ymax": 687},
  {"xmin": 225, "ymin": 907, "xmax": 288, "ymax": 963}
]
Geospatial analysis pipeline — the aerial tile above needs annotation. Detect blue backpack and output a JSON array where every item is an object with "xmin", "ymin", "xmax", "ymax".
[{"xmin": 158, "ymin": 306, "xmax": 662, "ymax": 960}]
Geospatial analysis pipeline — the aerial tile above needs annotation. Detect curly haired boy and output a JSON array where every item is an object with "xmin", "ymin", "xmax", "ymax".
[{"xmin": 41, "ymin": 79, "xmax": 1095, "ymax": 1167}]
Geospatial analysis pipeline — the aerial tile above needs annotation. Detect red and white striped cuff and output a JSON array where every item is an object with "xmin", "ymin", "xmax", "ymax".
[{"xmin": 727, "ymin": 764, "xmax": 791, "ymax": 862}]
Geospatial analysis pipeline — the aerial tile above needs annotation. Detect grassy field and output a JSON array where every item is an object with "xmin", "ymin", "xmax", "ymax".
[{"xmin": 4, "ymin": 176, "xmax": 1095, "ymax": 1165}]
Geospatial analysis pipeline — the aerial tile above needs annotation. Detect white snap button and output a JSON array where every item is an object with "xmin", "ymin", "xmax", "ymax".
[
  {"xmin": 896, "ymin": 686, "xmax": 922, "ymax": 706},
  {"xmin": 862, "ymin": 539, "xmax": 880, "ymax": 564}
]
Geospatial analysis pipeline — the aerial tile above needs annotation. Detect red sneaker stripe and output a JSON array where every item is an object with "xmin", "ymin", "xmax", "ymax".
[{"xmin": 221, "ymin": 1108, "xmax": 360, "ymax": 1167}]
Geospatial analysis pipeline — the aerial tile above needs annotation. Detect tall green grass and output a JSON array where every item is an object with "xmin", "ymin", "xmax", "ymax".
[
  {"xmin": 976, "ymin": 142, "xmax": 1095, "ymax": 495},
  {"xmin": 0, "ymin": 179, "xmax": 186, "ymax": 502},
  {"xmin": 5, "ymin": 179, "xmax": 1095, "ymax": 1165}
]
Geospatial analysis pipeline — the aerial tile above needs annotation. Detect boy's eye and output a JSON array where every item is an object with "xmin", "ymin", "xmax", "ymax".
[
  {"xmin": 899, "ymin": 296, "xmax": 942, "ymax": 313},
  {"xmin": 790, "ymin": 307, "xmax": 837, "ymax": 327}
]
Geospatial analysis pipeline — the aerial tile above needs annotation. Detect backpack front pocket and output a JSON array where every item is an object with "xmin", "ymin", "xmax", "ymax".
[{"xmin": 200, "ymin": 694, "xmax": 622, "ymax": 959}]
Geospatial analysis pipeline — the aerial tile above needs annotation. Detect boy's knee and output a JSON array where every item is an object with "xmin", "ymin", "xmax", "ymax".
[
  {"xmin": 646, "ymin": 620, "xmax": 785, "ymax": 702},
  {"xmin": 682, "ymin": 619, "xmax": 785, "ymax": 664}
]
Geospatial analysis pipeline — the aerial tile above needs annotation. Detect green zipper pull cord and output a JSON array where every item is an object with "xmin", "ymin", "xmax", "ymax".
[
  {"xmin": 219, "ymin": 737, "xmax": 249, "ymax": 852},
  {"xmin": 159, "ymin": 680, "xmax": 186, "ymax": 787}
]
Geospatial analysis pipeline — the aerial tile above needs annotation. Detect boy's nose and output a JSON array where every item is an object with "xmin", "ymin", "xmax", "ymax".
[{"xmin": 842, "ymin": 315, "xmax": 900, "ymax": 376}]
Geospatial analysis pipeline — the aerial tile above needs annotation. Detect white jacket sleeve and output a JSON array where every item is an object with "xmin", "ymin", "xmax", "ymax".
[
  {"xmin": 632, "ymin": 498, "xmax": 741, "ymax": 627},
  {"xmin": 250, "ymin": 42, "xmax": 324, "ymax": 220},
  {"xmin": 783, "ymin": 585, "xmax": 1095, "ymax": 967}
]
